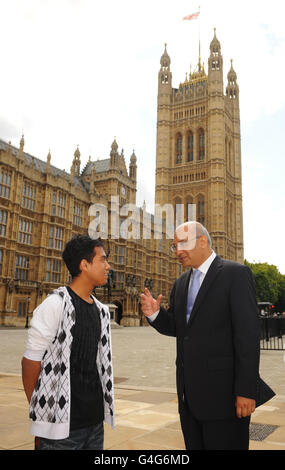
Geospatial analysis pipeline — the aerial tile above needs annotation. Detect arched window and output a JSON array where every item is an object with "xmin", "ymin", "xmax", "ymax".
[
  {"xmin": 187, "ymin": 131, "xmax": 194, "ymax": 162},
  {"xmin": 226, "ymin": 200, "xmax": 234, "ymax": 241},
  {"xmin": 197, "ymin": 195, "xmax": 205, "ymax": 225},
  {"xmin": 229, "ymin": 141, "xmax": 232, "ymax": 173},
  {"xmin": 212, "ymin": 59, "xmax": 220, "ymax": 70},
  {"xmin": 198, "ymin": 129, "xmax": 205, "ymax": 161},
  {"xmin": 174, "ymin": 197, "xmax": 183, "ymax": 226},
  {"xmin": 176, "ymin": 133, "xmax": 182, "ymax": 164},
  {"xmin": 185, "ymin": 196, "xmax": 194, "ymax": 221},
  {"xmin": 226, "ymin": 200, "xmax": 229, "ymax": 236}
]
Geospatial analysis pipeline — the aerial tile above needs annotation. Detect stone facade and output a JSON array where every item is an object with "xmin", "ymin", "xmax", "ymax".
[{"xmin": 0, "ymin": 137, "xmax": 178, "ymax": 327}]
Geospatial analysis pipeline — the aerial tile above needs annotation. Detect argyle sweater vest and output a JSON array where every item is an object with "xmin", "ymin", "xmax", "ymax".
[{"xmin": 29, "ymin": 287, "xmax": 115, "ymax": 440}]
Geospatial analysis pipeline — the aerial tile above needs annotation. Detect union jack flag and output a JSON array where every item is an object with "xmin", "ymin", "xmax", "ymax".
[{"xmin": 183, "ymin": 11, "xmax": 200, "ymax": 20}]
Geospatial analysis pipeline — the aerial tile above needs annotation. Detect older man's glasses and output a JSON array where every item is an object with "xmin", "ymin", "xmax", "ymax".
[{"xmin": 170, "ymin": 237, "xmax": 198, "ymax": 253}]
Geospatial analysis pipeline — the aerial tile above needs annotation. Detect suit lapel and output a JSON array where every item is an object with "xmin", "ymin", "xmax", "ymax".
[
  {"xmin": 177, "ymin": 269, "xmax": 192, "ymax": 327},
  {"xmin": 188, "ymin": 255, "xmax": 224, "ymax": 326}
]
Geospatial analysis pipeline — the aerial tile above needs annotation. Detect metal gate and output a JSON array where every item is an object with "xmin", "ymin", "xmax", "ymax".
[{"xmin": 260, "ymin": 317, "xmax": 285, "ymax": 351}]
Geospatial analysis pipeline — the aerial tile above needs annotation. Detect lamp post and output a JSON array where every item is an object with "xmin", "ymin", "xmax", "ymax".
[{"xmin": 25, "ymin": 296, "xmax": 31, "ymax": 329}]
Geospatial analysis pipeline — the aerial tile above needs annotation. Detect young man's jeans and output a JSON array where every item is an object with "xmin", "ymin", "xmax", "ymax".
[{"xmin": 36, "ymin": 422, "xmax": 104, "ymax": 450}]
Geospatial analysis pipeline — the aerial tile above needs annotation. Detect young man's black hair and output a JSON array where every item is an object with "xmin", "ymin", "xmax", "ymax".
[{"xmin": 62, "ymin": 235, "xmax": 104, "ymax": 279}]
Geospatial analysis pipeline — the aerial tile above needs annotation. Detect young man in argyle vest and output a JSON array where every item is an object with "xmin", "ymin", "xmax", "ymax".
[{"xmin": 22, "ymin": 235, "xmax": 115, "ymax": 450}]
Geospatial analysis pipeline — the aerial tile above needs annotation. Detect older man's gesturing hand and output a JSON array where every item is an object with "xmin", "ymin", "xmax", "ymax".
[{"xmin": 140, "ymin": 288, "xmax": 162, "ymax": 317}]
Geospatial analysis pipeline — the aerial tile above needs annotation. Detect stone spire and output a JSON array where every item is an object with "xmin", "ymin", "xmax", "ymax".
[
  {"xmin": 208, "ymin": 28, "xmax": 223, "ymax": 71},
  {"xmin": 46, "ymin": 150, "xmax": 51, "ymax": 173},
  {"xmin": 129, "ymin": 149, "xmax": 137, "ymax": 181},
  {"xmin": 208, "ymin": 28, "xmax": 223, "ymax": 94},
  {"xmin": 70, "ymin": 146, "xmax": 81, "ymax": 177},
  {"xmin": 226, "ymin": 59, "xmax": 239, "ymax": 101},
  {"xmin": 110, "ymin": 138, "xmax": 119, "ymax": 169},
  {"xmin": 18, "ymin": 134, "xmax": 25, "ymax": 159},
  {"xmin": 158, "ymin": 43, "xmax": 172, "ymax": 88}
]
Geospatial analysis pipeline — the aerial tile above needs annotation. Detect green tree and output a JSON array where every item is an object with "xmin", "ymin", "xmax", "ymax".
[
  {"xmin": 244, "ymin": 260, "xmax": 281, "ymax": 306},
  {"xmin": 277, "ymin": 275, "xmax": 285, "ymax": 312}
]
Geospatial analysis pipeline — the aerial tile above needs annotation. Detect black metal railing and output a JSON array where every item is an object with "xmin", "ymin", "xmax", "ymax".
[{"xmin": 260, "ymin": 316, "xmax": 285, "ymax": 351}]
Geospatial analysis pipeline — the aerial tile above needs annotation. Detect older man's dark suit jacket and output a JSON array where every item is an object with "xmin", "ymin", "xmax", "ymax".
[{"xmin": 150, "ymin": 255, "xmax": 274, "ymax": 421}]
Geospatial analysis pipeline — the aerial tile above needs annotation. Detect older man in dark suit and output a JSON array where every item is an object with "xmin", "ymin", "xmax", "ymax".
[{"xmin": 140, "ymin": 221, "xmax": 274, "ymax": 450}]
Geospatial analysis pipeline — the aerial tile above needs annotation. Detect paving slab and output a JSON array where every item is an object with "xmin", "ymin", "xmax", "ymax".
[{"xmin": 0, "ymin": 327, "xmax": 285, "ymax": 450}]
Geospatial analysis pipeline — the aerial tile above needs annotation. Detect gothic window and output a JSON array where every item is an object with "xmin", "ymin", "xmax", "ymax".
[
  {"xmin": 17, "ymin": 302, "xmax": 26, "ymax": 317},
  {"xmin": 187, "ymin": 132, "xmax": 194, "ymax": 162},
  {"xmin": 157, "ymin": 280, "xmax": 161, "ymax": 295},
  {"xmin": 229, "ymin": 141, "xmax": 232, "ymax": 173},
  {"xmin": 46, "ymin": 259, "xmax": 61, "ymax": 283},
  {"xmin": 0, "ymin": 209, "xmax": 7, "ymax": 236},
  {"xmin": 18, "ymin": 218, "xmax": 33, "ymax": 245},
  {"xmin": 226, "ymin": 200, "xmax": 229, "ymax": 236},
  {"xmin": 161, "ymin": 73, "xmax": 169, "ymax": 84},
  {"xmin": 146, "ymin": 256, "xmax": 151, "ymax": 273},
  {"xmin": 15, "ymin": 255, "xmax": 29, "ymax": 281},
  {"xmin": 176, "ymin": 133, "xmax": 182, "ymax": 164},
  {"xmin": 212, "ymin": 59, "xmax": 220, "ymax": 70},
  {"xmin": 174, "ymin": 196, "xmax": 183, "ymax": 225},
  {"xmin": 212, "ymin": 46, "xmax": 219, "ymax": 56},
  {"xmin": 226, "ymin": 200, "xmax": 234, "ymax": 240},
  {"xmin": 22, "ymin": 181, "xmax": 36, "ymax": 210},
  {"xmin": 197, "ymin": 196, "xmax": 205, "ymax": 225},
  {"xmin": 161, "ymin": 259, "xmax": 166, "ymax": 275},
  {"xmin": 185, "ymin": 196, "xmax": 194, "ymax": 221},
  {"xmin": 48, "ymin": 226, "xmax": 64, "ymax": 250},
  {"xmin": 157, "ymin": 259, "xmax": 161, "ymax": 274},
  {"xmin": 118, "ymin": 246, "xmax": 125, "ymax": 265},
  {"xmin": 114, "ymin": 245, "xmax": 125, "ymax": 265},
  {"xmin": 116, "ymin": 272, "xmax": 124, "ymax": 289},
  {"xmin": 51, "ymin": 191, "xmax": 66, "ymax": 218},
  {"xmin": 198, "ymin": 129, "xmax": 205, "ymax": 160},
  {"xmin": 228, "ymin": 88, "xmax": 237, "ymax": 99},
  {"xmin": 0, "ymin": 167, "xmax": 11, "ymax": 199},
  {"xmin": 73, "ymin": 202, "xmax": 83, "ymax": 226}
]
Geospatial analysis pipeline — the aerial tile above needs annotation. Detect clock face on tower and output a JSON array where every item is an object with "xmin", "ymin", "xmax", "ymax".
[{"xmin": 121, "ymin": 186, "xmax": 126, "ymax": 196}]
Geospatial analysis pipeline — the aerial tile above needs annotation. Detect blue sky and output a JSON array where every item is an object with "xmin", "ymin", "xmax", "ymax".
[{"xmin": 0, "ymin": 0, "xmax": 284, "ymax": 273}]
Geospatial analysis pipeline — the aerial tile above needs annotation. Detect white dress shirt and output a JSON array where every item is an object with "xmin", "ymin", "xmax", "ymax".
[{"xmin": 148, "ymin": 251, "xmax": 217, "ymax": 322}]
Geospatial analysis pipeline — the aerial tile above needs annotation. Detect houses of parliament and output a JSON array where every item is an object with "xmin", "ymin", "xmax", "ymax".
[{"xmin": 0, "ymin": 30, "xmax": 244, "ymax": 327}]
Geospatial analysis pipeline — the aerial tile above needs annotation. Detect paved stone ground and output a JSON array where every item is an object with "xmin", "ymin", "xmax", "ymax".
[
  {"xmin": 1, "ymin": 326, "xmax": 284, "ymax": 393},
  {"xmin": 1, "ymin": 326, "xmax": 285, "ymax": 450}
]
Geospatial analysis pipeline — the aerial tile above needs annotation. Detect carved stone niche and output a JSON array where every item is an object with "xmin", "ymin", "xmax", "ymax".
[{"xmin": 6, "ymin": 278, "xmax": 15, "ymax": 293}]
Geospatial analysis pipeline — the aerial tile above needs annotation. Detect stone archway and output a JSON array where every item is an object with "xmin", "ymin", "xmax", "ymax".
[{"xmin": 113, "ymin": 300, "xmax": 123, "ymax": 325}]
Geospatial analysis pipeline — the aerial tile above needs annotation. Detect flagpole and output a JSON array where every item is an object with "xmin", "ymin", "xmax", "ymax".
[
  {"xmin": 182, "ymin": 7, "xmax": 201, "ymax": 73},
  {"xmin": 198, "ymin": 5, "xmax": 201, "ymax": 71}
]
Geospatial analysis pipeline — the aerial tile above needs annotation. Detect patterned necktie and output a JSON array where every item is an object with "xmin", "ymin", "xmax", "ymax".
[{"xmin": 186, "ymin": 269, "xmax": 201, "ymax": 323}]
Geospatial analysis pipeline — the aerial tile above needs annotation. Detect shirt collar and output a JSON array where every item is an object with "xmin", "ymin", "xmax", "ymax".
[{"xmin": 194, "ymin": 251, "xmax": 216, "ymax": 276}]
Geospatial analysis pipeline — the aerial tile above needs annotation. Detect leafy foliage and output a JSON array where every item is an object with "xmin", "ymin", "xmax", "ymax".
[{"xmin": 245, "ymin": 260, "xmax": 285, "ymax": 312}]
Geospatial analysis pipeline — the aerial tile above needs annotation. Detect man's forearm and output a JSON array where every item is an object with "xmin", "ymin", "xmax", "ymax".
[{"xmin": 21, "ymin": 357, "xmax": 41, "ymax": 403}]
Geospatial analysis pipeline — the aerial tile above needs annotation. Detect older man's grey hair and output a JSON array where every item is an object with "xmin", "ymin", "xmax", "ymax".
[{"xmin": 195, "ymin": 222, "xmax": 212, "ymax": 248}]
